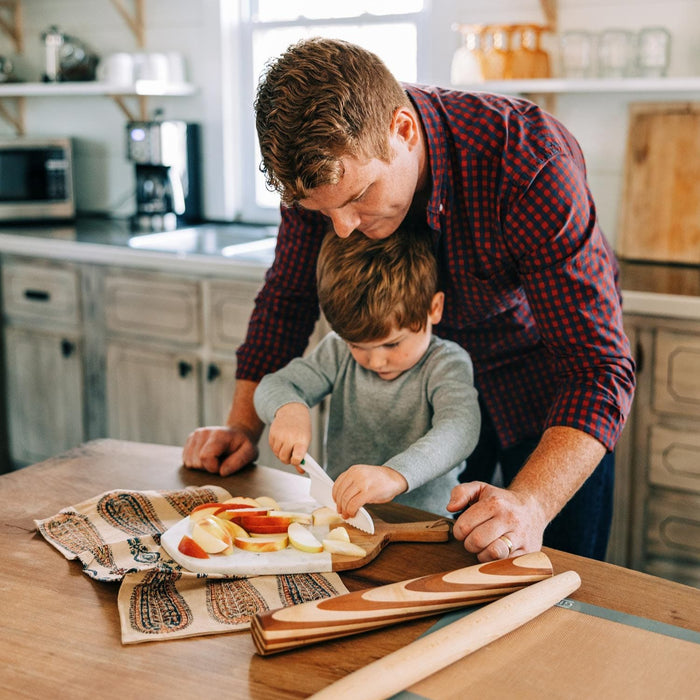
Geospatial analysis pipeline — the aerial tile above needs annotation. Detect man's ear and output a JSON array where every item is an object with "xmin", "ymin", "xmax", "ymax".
[
  {"xmin": 391, "ymin": 107, "xmax": 421, "ymax": 149},
  {"xmin": 429, "ymin": 291, "xmax": 445, "ymax": 324}
]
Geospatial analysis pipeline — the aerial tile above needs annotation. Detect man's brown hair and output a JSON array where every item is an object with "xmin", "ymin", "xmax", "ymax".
[
  {"xmin": 316, "ymin": 229, "xmax": 438, "ymax": 343},
  {"xmin": 254, "ymin": 37, "xmax": 410, "ymax": 204}
]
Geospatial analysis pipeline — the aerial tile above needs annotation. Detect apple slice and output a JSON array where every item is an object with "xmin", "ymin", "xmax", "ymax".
[
  {"xmin": 234, "ymin": 535, "xmax": 289, "ymax": 552},
  {"xmin": 312, "ymin": 506, "xmax": 344, "ymax": 527},
  {"xmin": 214, "ymin": 505, "xmax": 269, "ymax": 521},
  {"xmin": 322, "ymin": 538, "xmax": 366, "ymax": 557},
  {"xmin": 189, "ymin": 502, "xmax": 225, "ymax": 523},
  {"xmin": 254, "ymin": 496, "xmax": 280, "ymax": 510},
  {"xmin": 191, "ymin": 517, "xmax": 232, "ymax": 554},
  {"xmin": 222, "ymin": 496, "xmax": 261, "ymax": 507},
  {"xmin": 288, "ymin": 522, "xmax": 324, "ymax": 553},
  {"xmin": 326, "ymin": 526, "xmax": 350, "ymax": 542},
  {"xmin": 212, "ymin": 516, "xmax": 249, "ymax": 541},
  {"xmin": 240, "ymin": 514, "xmax": 292, "ymax": 534},
  {"xmin": 269, "ymin": 510, "xmax": 313, "ymax": 524},
  {"xmin": 177, "ymin": 534, "xmax": 209, "ymax": 559}
]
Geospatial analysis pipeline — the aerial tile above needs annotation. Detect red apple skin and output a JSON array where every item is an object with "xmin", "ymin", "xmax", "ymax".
[
  {"xmin": 177, "ymin": 534, "xmax": 210, "ymax": 559},
  {"xmin": 214, "ymin": 506, "xmax": 269, "ymax": 521},
  {"xmin": 240, "ymin": 515, "xmax": 292, "ymax": 534}
]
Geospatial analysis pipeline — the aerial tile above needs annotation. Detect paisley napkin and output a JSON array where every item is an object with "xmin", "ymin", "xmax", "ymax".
[{"xmin": 34, "ymin": 486, "xmax": 347, "ymax": 644}]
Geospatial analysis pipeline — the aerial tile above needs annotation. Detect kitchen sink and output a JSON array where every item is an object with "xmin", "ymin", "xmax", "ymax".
[{"xmin": 127, "ymin": 223, "xmax": 278, "ymax": 260}]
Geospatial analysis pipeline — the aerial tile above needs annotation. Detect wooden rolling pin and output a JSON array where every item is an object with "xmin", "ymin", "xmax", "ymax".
[
  {"xmin": 251, "ymin": 551, "xmax": 552, "ymax": 655},
  {"xmin": 309, "ymin": 570, "xmax": 582, "ymax": 700}
]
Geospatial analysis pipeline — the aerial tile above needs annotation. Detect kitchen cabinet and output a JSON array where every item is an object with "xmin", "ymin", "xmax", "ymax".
[
  {"xmin": 623, "ymin": 312, "xmax": 700, "ymax": 587},
  {"xmin": 0, "ymin": 253, "xmax": 326, "ymax": 473},
  {"xmin": 0, "ymin": 259, "xmax": 85, "ymax": 465}
]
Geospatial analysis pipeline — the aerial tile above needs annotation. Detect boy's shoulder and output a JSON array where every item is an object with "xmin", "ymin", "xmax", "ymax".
[{"xmin": 427, "ymin": 335, "xmax": 472, "ymax": 361}]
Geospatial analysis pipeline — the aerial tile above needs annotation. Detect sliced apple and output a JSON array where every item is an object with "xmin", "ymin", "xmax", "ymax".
[
  {"xmin": 222, "ymin": 496, "xmax": 261, "ymax": 507},
  {"xmin": 269, "ymin": 510, "xmax": 313, "ymax": 524},
  {"xmin": 326, "ymin": 526, "xmax": 350, "ymax": 542},
  {"xmin": 189, "ymin": 502, "xmax": 225, "ymax": 523},
  {"xmin": 288, "ymin": 522, "xmax": 324, "ymax": 553},
  {"xmin": 240, "ymin": 514, "xmax": 292, "ymax": 534},
  {"xmin": 234, "ymin": 534, "xmax": 289, "ymax": 552},
  {"xmin": 213, "ymin": 516, "xmax": 249, "ymax": 541},
  {"xmin": 322, "ymin": 539, "xmax": 366, "ymax": 558},
  {"xmin": 214, "ymin": 505, "xmax": 269, "ymax": 521},
  {"xmin": 191, "ymin": 517, "xmax": 232, "ymax": 554},
  {"xmin": 312, "ymin": 506, "xmax": 344, "ymax": 527},
  {"xmin": 254, "ymin": 495, "xmax": 280, "ymax": 510},
  {"xmin": 177, "ymin": 534, "xmax": 209, "ymax": 559}
]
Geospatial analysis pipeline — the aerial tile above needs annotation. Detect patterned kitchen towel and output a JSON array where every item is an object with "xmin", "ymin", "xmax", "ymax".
[{"xmin": 34, "ymin": 486, "xmax": 347, "ymax": 644}]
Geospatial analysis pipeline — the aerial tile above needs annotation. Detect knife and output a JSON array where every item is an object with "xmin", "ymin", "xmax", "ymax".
[{"xmin": 301, "ymin": 453, "xmax": 374, "ymax": 534}]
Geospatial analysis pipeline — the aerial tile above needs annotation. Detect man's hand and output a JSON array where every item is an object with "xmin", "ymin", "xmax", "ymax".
[
  {"xmin": 181, "ymin": 379, "xmax": 264, "ymax": 477},
  {"xmin": 332, "ymin": 465, "xmax": 408, "ymax": 518},
  {"xmin": 447, "ymin": 481, "xmax": 547, "ymax": 562},
  {"xmin": 447, "ymin": 426, "xmax": 606, "ymax": 562},
  {"xmin": 268, "ymin": 402, "xmax": 312, "ymax": 470},
  {"xmin": 182, "ymin": 425, "xmax": 259, "ymax": 477}
]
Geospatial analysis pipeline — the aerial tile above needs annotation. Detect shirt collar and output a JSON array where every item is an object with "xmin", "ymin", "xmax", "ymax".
[{"xmin": 405, "ymin": 84, "xmax": 448, "ymax": 232}]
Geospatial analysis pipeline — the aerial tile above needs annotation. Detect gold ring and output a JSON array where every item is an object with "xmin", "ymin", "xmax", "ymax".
[{"xmin": 499, "ymin": 535, "xmax": 514, "ymax": 555}]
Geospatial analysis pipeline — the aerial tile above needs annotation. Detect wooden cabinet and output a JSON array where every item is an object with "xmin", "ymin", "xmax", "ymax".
[
  {"xmin": 0, "ymin": 260, "xmax": 85, "ymax": 465},
  {"xmin": 623, "ymin": 313, "xmax": 700, "ymax": 587}
]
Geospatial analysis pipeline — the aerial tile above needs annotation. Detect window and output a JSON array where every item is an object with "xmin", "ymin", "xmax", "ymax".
[{"xmin": 237, "ymin": 0, "xmax": 429, "ymax": 222}]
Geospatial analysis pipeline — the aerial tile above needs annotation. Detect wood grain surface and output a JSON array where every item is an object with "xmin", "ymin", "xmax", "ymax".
[
  {"xmin": 1, "ymin": 439, "xmax": 698, "ymax": 700},
  {"xmin": 252, "ymin": 551, "xmax": 553, "ymax": 654}
]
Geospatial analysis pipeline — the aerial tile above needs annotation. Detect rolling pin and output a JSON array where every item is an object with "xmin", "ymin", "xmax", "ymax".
[
  {"xmin": 308, "ymin": 570, "xmax": 582, "ymax": 700},
  {"xmin": 251, "ymin": 551, "xmax": 553, "ymax": 655}
]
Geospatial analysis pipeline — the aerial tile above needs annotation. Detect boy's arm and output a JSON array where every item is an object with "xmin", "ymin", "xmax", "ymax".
[{"xmin": 385, "ymin": 345, "xmax": 480, "ymax": 491}]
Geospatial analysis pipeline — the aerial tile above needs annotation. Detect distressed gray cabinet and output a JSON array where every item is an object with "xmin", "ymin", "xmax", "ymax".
[{"xmin": 623, "ymin": 313, "xmax": 700, "ymax": 587}]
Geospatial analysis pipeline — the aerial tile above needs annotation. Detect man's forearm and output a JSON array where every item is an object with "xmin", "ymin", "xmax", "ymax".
[
  {"xmin": 226, "ymin": 379, "xmax": 265, "ymax": 442},
  {"xmin": 508, "ymin": 425, "xmax": 607, "ymax": 524}
]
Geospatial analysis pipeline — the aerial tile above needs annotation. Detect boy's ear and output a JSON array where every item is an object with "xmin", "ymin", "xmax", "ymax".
[{"xmin": 429, "ymin": 291, "xmax": 444, "ymax": 324}]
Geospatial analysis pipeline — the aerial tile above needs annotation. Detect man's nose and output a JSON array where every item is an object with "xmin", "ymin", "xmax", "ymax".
[{"xmin": 329, "ymin": 209, "xmax": 360, "ymax": 238}]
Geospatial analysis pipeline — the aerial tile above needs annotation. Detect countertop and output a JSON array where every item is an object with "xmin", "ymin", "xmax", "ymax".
[
  {"xmin": 0, "ymin": 217, "xmax": 698, "ymax": 318},
  {"xmin": 2, "ymin": 439, "xmax": 698, "ymax": 699}
]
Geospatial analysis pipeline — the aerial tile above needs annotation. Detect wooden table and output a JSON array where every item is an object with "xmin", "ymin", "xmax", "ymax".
[{"xmin": 1, "ymin": 439, "xmax": 698, "ymax": 699}]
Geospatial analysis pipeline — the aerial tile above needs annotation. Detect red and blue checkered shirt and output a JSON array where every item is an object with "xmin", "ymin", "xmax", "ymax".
[{"xmin": 237, "ymin": 85, "xmax": 636, "ymax": 451}]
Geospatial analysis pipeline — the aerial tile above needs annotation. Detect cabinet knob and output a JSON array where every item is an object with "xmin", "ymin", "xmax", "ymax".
[
  {"xmin": 61, "ymin": 339, "xmax": 75, "ymax": 357},
  {"xmin": 207, "ymin": 363, "xmax": 221, "ymax": 382},
  {"xmin": 178, "ymin": 360, "xmax": 193, "ymax": 378}
]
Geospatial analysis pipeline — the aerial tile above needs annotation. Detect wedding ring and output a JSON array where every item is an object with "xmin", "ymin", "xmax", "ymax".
[{"xmin": 499, "ymin": 535, "xmax": 514, "ymax": 555}]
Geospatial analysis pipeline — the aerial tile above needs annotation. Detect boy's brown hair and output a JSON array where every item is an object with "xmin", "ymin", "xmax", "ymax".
[
  {"xmin": 254, "ymin": 37, "xmax": 410, "ymax": 205},
  {"xmin": 316, "ymin": 229, "xmax": 438, "ymax": 343}
]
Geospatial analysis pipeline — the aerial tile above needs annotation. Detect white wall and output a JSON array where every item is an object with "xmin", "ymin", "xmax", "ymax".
[{"xmin": 1, "ymin": 0, "xmax": 698, "ymax": 243}]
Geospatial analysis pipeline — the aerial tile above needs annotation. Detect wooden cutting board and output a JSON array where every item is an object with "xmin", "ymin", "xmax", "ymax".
[
  {"xmin": 617, "ymin": 102, "xmax": 700, "ymax": 264},
  {"xmin": 160, "ymin": 514, "xmax": 451, "ymax": 577}
]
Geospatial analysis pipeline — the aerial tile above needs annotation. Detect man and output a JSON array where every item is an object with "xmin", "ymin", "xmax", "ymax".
[{"xmin": 183, "ymin": 37, "xmax": 635, "ymax": 563}]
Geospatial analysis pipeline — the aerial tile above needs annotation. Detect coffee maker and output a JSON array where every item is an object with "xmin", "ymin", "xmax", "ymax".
[{"xmin": 126, "ymin": 119, "xmax": 201, "ymax": 232}]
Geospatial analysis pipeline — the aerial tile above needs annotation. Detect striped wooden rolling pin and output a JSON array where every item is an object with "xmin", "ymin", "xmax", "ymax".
[{"xmin": 251, "ymin": 551, "xmax": 553, "ymax": 655}]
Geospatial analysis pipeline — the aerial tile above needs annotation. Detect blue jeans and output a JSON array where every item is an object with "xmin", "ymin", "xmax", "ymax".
[{"xmin": 458, "ymin": 402, "xmax": 614, "ymax": 561}]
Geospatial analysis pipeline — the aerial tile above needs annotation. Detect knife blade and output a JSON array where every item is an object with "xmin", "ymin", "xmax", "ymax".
[{"xmin": 301, "ymin": 453, "xmax": 374, "ymax": 534}]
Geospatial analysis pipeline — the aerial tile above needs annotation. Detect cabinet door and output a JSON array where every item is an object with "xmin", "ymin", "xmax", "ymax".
[
  {"xmin": 4, "ymin": 327, "xmax": 84, "ymax": 465},
  {"xmin": 106, "ymin": 342, "xmax": 200, "ymax": 446},
  {"xmin": 653, "ymin": 328, "xmax": 700, "ymax": 418}
]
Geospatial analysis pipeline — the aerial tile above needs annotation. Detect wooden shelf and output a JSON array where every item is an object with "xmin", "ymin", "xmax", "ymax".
[
  {"xmin": 0, "ymin": 80, "xmax": 197, "ymax": 97},
  {"xmin": 451, "ymin": 76, "xmax": 700, "ymax": 94}
]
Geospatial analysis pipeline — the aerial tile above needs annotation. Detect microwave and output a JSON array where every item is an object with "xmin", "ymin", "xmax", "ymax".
[{"xmin": 0, "ymin": 137, "xmax": 75, "ymax": 222}]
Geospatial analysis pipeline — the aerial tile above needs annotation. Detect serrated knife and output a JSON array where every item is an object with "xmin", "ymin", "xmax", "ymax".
[{"xmin": 301, "ymin": 453, "xmax": 374, "ymax": 534}]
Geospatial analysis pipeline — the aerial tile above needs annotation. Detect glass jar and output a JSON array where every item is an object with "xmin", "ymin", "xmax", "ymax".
[
  {"xmin": 597, "ymin": 29, "xmax": 636, "ymax": 78},
  {"xmin": 480, "ymin": 24, "xmax": 512, "ymax": 81},
  {"xmin": 559, "ymin": 30, "xmax": 594, "ymax": 78},
  {"xmin": 451, "ymin": 23, "xmax": 484, "ymax": 84},
  {"xmin": 636, "ymin": 26, "xmax": 671, "ymax": 77}
]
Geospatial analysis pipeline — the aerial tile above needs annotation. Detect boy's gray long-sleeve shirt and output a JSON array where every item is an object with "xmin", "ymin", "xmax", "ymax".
[{"xmin": 254, "ymin": 332, "xmax": 480, "ymax": 516}]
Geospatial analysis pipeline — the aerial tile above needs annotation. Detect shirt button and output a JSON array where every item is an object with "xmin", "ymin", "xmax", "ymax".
[{"xmin": 439, "ymin": 203, "xmax": 444, "ymax": 213}]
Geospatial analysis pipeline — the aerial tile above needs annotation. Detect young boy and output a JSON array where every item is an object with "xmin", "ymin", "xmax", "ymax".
[{"xmin": 253, "ymin": 228, "xmax": 480, "ymax": 518}]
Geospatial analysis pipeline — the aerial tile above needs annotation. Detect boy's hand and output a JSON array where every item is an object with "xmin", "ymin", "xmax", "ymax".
[
  {"xmin": 268, "ymin": 403, "xmax": 312, "ymax": 471},
  {"xmin": 332, "ymin": 465, "xmax": 408, "ymax": 518}
]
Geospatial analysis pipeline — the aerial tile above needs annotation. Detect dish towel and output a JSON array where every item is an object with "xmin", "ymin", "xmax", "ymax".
[{"xmin": 34, "ymin": 485, "xmax": 347, "ymax": 644}]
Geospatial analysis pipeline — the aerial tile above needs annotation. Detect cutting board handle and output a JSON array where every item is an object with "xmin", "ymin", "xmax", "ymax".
[
  {"xmin": 381, "ymin": 518, "xmax": 452, "ymax": 543},
  {"xmin": 251, "ymin": 551, "xmax": 553, "ymax": 655}
]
